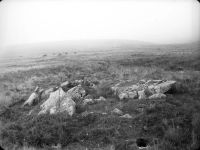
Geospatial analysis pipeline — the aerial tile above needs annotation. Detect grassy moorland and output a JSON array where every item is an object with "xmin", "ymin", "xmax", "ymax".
[{"xmin": 0, "ymin": 43, "xmax": 200, "ymax": 150}]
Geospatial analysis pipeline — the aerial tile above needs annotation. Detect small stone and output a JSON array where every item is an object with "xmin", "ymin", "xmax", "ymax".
[
  {"xmin": 84, "ymin": 94, "xmax": 93, "ymax": 99},
  {"xmin": 23, "ymin": 92, "xmax": 38, "ymax": 106},
  {"xmin": 130, "ymin": 85, "xmax": 140, "ymax": 90},
  {"xmin": 120, "ymin": 114, "xmax": 132, "ymax": 119},
  {"xmin": 148, "ymin": 93, "xmax": 166, "ymax": 99},
  {"xmin": 83, "ymin": 99, "xmax": 94, "ymax": 105},
  {"xmin": 119, "ymin": 93, "xmax": 129, "ymax": 100},
  {"xmin": 138, "ymin": 90, "xmax": 147, "ymax": 100},
  {"xmin": 128, "ymin": 91, "xmax": 138, "ymax": 99},
  {"xmin": 139, "ymin": 80, "xmax": 146, "ymax": 84},
  {"xmin": 95, "ymin": 96, "xmax": 106, "ymax": 101},
  {"xmin": 60, "ymin": 81, "xmax": 70, "ymax": 88},
  {"xmin": 111, "ymin": 108, "xmax": 123, "ymax": 115},
  {"xmin": 81, "ymin": 111, "xmax": 90, "ymax": 117}
]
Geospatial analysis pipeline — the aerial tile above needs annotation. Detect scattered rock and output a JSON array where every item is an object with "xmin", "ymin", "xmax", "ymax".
[
  {"xmin": 49, "ymin": 97, "xmax": 75, "ymax": 115},
  {"xmin": 60, "ymin": 80, "xmax": 85, "ymax": 91},
  {"xmin": 43, "ymin": 87, "xmax": 58, "ymax": 97},
  {"xmin": 83, "ymin": 99, "xmax": 94, "ymax": 105},
  {"xmin": 40, "ymin": 88, "xmax": 65, "ymax": 110},
  {"xmin": 28, "ymin": 110, "xmax": 34, "ymax": 115},
  {"xmin": 74, "ymin": 79, "xmax": 84, "ymax": 85},
  {"xmin": 111, "ymin": 108, "xmax": 123, "ymax": 115},
  {"xmin": 146, "ymin": 80, "xmax": 162, "ymax": 85},
  {"xmin": 112, "ymin": 80, "xmax": 176, "ymax": 100},
  {"xmin": 51, "ymin": 143, "xmax": 61, "ymax": 149},
  {"xmin": 128, "ymin": 91, "xmax": 138, "ymax": 99},
  {"xmin": 138, "ymin": 90, "xmax": 147, "ymax": 100},
  {"xmin": 130, "ymin": 85, "xmax": 140, "ymax": 91},
  {"xmin": 154, "ymin": 80, "xmax": 176, "ymax": 94},
  {"xmin": 39, "ymin": 88, "xmax": 76, "ymax": 116},
  {"xmin": 23, "ymin": 86, "xmax": 44, "ymax": 107},
  {"xmin": 83, "ymin": 96, "xmax": 106, "ymax": 105},
  {"xmin": 26, "ymin": 79, "xmax": 176, "ymax": 117},
  {"xmin": 119, "ymin": 93, "xmax": 129, "ymax": 100},
  {"xmin": 148, "ymin": 93, "xmax": 166, "ymax": 99},
  {"xmin": 102, "ymin": 112, "xmax": 107, "ymax": 115},
  {"xmin": 84, "ymin": 94, "xmax": 93, "ymax": 99},
  {"xmin": 95, "ymin": 96, "xmax": 106, "ymax": 102},
  {"xmin": 60, "ymin": 81, "xmax": 70, "ymax": 88},
  {"xmin": 66, "ymin": 85, "xmax": 86, "ymax": 103},
  {"xmin": 23, "ymin": 93, "xmax": 38, "ymax": 106},
  {"xmin": 147, "ymin": 85, "xmax": 157, "ymax": 95},
  {"xmin": 139, "ymin": 79, "xmax": 146, "ymax": 84},
  {"xmin": 39, "ymin": 85, "xmax": 85, "ymax": 115},
  {"xmin": 81, "ymin": 111, "xmax": 90, "ymax": 117},
  {"xmin": 120, "ymin": 114, "xmax": 132, "ymax": 119},
  {"xmin": 81, "ymin": 111, "xmax": 94, "ymax": 117}
]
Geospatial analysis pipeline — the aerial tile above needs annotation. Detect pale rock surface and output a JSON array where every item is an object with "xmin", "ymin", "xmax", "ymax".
[
  {"xmin": 84, "ymin": 94, "xmax": 93, "ymax": 99},
  {"xmin": 120, "ymin": 114, "xmax": 132, "ymax": 119},
  {"xmin": 112, "ymin": 80, "xmax": 176, "ymax": 100},
  {"xmin": 138, "ymin": 90, "xmax": 147, "ymax": 100},
  {"xmin": 119, "ymin": 93, "xmax": 129, "ymax": 100},
  {"xmin": 23, "ymin": 93, "xmax": 38, "ymax": 106},
  {"xmin": 83, "ymin": 99, "xmax": 94, "ymax": 105},
  {"xmin": 74, "ymin": 79, "xmax": 84, "ymax": 85},
  {"xmin": 139, "ymin": 80, "xmax": 146, "ymax": 84},
  {"xmin": 39, "ymin": 88, "xmax": 76, "ymax": 116},
  {"xmin": 23, "ymin": 87, "xmax": 44, "ymax": 106},
  {"xmin": 49, "ymin": 98, "xmax": 76, "ymax": 116},
  {"xmin": 66, "ymin": 85, "xmax": 86, "ymax": 102},
  {"xmin": 81, "ymin": 111, "xmax": 91, "ymax": 117},
  {"xmin": 44, "ymin": 87, "xmax": 58, "ymax": 97},
  {"xmin": 95, "ymin": 96, "xmax": 106, "ymax": 102},
  {"xmin": 148, "ymin": 93, "xmax": 166, "ymax": 99},
  {"xmin": 111, "ymin": 108, "xmax": 123, "ymax": 115},
  {"xmin": 127, "ymin": 91, "xmax": 138, "ymax": 99},
  {"xmin": 146, "ymin": 80, "xmax": 163, "ymax": 85},
  {"xmin": 148, "ymin": 85, "xmax": 157, "ymax": 95},
  {"xmin": 154, "ymin": 80, "xmax": 176, "ymax": 94},
  {"xmin": 40, "ymin": 88, "xmax": 66, "ymax": 111},
  {"xmin": 60, "ymin": 81, "xmax": 70, "ymax": 88}
]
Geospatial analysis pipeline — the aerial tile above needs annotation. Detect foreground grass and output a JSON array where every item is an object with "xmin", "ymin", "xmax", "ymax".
[{"xmin": 0, "ymin": 51, "xmax": 200, "ymax": 150}]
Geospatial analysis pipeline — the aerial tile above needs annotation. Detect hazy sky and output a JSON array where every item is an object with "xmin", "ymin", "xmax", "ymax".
[{"xmin": 0, "ymin": 0, "xmax": 200, "ymax": 51}]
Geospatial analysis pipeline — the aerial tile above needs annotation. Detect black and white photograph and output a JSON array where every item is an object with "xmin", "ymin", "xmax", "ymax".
[{"xmin": 0, "ymin": 0, "xmax": 200, "ymax": 149}]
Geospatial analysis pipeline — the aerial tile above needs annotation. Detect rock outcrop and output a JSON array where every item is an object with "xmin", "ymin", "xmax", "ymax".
[
  {"xmin": 23, "ymin": 86, "xmax": 44, "ymax": 106},
  {"xmin": 65, "ymin": 85, "xmax": 86, "ymax": 103},
  {"xmin": 39, "ymin": 88, "xmax": 76, "ymax": 116},
  {"xmin": 154, "ymin": 80, "xmax": 176, "ymax": 94},
  {"xmin": 112, "ymin": 80, "xmax": 176, "ymax": 100},
  {"xmin": 27, "ymin": 79, "xmax": 176, "ymax": 117}
]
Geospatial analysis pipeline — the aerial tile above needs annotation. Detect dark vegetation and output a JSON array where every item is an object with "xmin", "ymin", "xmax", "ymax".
[{"xmin": 0, "ymin": 50, "xmax": 200, "ymax": 149}]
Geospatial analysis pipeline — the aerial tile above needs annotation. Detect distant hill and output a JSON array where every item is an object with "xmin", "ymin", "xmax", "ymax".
[
  {"xmin": 0, "ymin": 40, "xmax": 153, "ymax": 58},
  {"xmin": 0, "ymin": 40, "xmax": 199, "ymax": 58}
]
